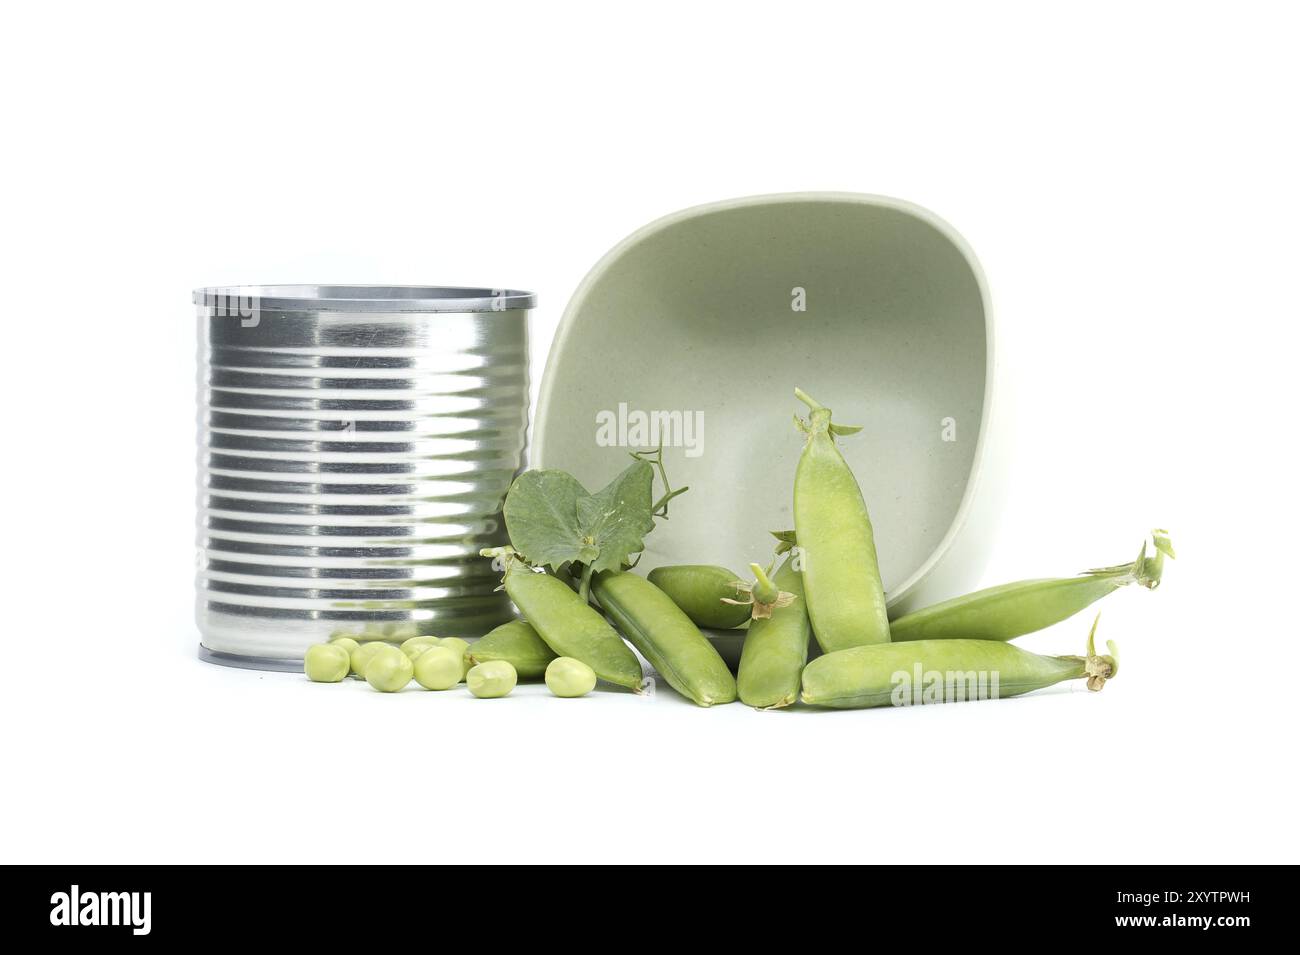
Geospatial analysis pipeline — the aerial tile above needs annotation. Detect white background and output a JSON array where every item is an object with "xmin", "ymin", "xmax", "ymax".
[{"xmin": 2, "ymin": 1, "xmax": 1296, "ymax": 864}]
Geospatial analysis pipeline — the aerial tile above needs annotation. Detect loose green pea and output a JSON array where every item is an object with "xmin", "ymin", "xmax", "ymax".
[
  {"xmin": 438, "ymin": 637, "xmax": 470, "ymax": 678},
  {"xmin": 801, "ymin": 616, "xmax": 1118, "ymax": 709},
  {"xmin": 496, "ymin": 556, "xmax": 643, "ymax": 691},
  {"xmin": 592, "ymin": 570, "xmax": 736, "ymax": 706},
  {"xmin": 304, "ymin": 643, "xmax": 351, "ymax": 683},
  {"xmin": 737, "ymin": 556, "xmax": 810, "ymax": 709},
  {"xmin": 468, "ymin": 620, "xmax": 557, "ymax": 679},
  {"xmin": 545, "ymin": 657, "xmax": 597, "ymax": 698},
  {"xmin": 646, "ymin": 565, "xmax": 752, "ymax": 629},
  {"xmin": 349, "ymin": 641, "xmax": 390, "ymax": 678},
  {"xmin": 400, "ymin": 636, "xmax": 441, "ymax": 661},
  {"xmin": 467, "ymin": 660, "xmax": 517, "ymax": 698},
  {"xmin": 413, "ymin": 646, "xmax": 464, "ymax": 690},
  {"xmin": 329, "ymin": 636, "xmax": 361, "ymax": 657},
  {"xmin": 365, "ymin": 645, "xmax": 413, "ymax": 692},
  {"xmin": 888, "ymin": 531, "xmax": 1174, "ymax": 642},
  {"xmin": 793, "ymin": 388, "xmax": 890, "ymax": 652}
]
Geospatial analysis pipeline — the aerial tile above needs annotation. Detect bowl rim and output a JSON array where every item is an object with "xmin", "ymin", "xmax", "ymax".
[{"xmin": 535, "ymin": 191, "xmax": 995, "ymax": 608}]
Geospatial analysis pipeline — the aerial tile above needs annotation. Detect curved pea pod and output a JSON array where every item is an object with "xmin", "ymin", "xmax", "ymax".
[
  {"xmin": 468, "ymin": 619, "xmax": 558, "ymax": 680},
  {"xmin": 792, "ymin": 388, "xmax": 890, "ymax": 652},
  {"xmin": 802, "ymin": 615, "xmax": 1118, "ymax": 709},
  {"xmin": 592, "ymin": 570, "xmax": 737, "ymax": 707},
  {"xmin": 737, "ymin": 557, "xmax": 810, "ymax": 709},
  {"xmin": 646, "ymin": 564, "xmax": 752, "ymax": 629},
  {"xmin": 495, "ymin": 555, "xmax": 643, "ymax": 691},
  {"xmin": 889, "ymin": 531, "xmax": 1174, "ymax": 642}
]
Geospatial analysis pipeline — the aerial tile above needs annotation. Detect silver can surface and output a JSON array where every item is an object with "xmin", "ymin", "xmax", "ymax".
[{"xmin": 195, "ymin": 286, "xmax": 533, "ymax": 669}]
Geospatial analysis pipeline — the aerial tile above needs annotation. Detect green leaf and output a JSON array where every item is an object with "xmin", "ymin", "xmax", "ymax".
[
  {"xmin": 502, "ymin": 461, "xmax": 658, "ymax": 574},
  {"xmin": 576, "ymin": 460, "xmax": 656, "ymax": 572},
  {"xmin": 502, "ymin": 469, "xmax": 590, "ymax": 571},
  {"xmin": 770, "ymin": 528, "xmax": 798, "ymax": 555}
]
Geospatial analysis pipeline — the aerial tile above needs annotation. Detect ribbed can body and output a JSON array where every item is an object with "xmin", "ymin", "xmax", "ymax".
[{"xmin": 195, "ymin": 287, "xmax": 531, "ymax": 667}]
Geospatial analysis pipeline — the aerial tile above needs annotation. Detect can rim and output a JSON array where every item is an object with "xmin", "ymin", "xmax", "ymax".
[{"xmin": 193, "ymin": 285, "xmax": 536, "ymax": 313}]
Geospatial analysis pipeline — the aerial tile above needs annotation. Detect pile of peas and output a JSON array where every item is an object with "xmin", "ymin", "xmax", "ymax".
[{"xmin": 303, "ymin": 629, "xmax": 598, "ymax": 700}]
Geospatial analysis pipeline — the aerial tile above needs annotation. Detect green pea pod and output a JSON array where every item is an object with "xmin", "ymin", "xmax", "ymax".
[
  {"xmin": 737, "ymin": 557, "xmax": 810, "ymax": 709},
  {"xmin": 646, "ymin": 564, "xmax": 752, "ymax": 629},
  {"xmin": 890, "ymin": 531, "xmax": 1174, "ymax": 642},
  {"xmin": 803, "ymin": 615, "xmax": 1118, "ymax": 709},
  {"xmin": 792, "ymin": 388, "xmax": 890, "ymax": 652},
  {"xmin": 592, "ymin": 570, "xmax": 737, "ymax": 707},
  {"xmin": 468, "ymin": 619, "xmax": 558, "ymax": 680},
  {"xmin": 495, "ymin": 555, "xmax": 643, "ymax": 691}
]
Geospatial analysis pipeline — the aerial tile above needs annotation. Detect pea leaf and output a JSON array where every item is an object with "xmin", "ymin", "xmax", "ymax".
[
  {"xmin": 502, "ymin": 469, "xmax": 590, "ymax": 571},
  {"xmin": 577, "ymin": 460, "xmax": 656, "ymax": 572},
  {"xmin": 502, "ymin": 460, "xmax": 658, "ymax": 573}
]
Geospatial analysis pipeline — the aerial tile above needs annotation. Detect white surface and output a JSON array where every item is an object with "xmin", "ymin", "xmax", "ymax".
[{"xmin": 1, "ymin": 1, "xmax": 1296, "ymax": 864}]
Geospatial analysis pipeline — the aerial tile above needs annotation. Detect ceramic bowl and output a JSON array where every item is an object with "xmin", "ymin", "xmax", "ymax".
[{"xmin": 535, "ymin": 193, "xmax": 1006, "ymax": 622}]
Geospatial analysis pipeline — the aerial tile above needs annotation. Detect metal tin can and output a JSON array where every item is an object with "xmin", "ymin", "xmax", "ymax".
[{"xmin": 195, "ymin": 286, "xmax": 533, "ymax": 670}]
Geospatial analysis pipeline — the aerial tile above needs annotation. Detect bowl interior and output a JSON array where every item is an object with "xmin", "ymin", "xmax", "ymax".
[{"xmin": 535, "ymin": 194, "xmax": 988, "ymax": 603}]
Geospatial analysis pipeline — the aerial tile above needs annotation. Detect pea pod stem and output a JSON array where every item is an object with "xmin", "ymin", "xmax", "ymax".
[
  {"xmin": 1089, "ymin": 529, "xmax": 1173, "ymax": 589},
  {"xmin": 647, "ymin": 564, "xmax": 754, "ymax": 629},
  {"xmin": 889, "ymin": 531, "xmax": 1173, "ymax": 642},
  {"xmin": 749, "ymin": 563, "xmax": 778, "ymax": 605},
  {"xmin": 793, "ymin": 387, "xmax": 823, "ymax": 412},
  {"xmin": 795, "ymin": 387, "xmax": 862, "ymax": 437},
  {"xmin": 1080, "ymin": 613, "xmax": 1119, "ymax": 691},
  {"xmin": 719, "ymin": 562, "xmax": 797, "ymax": 620}
]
